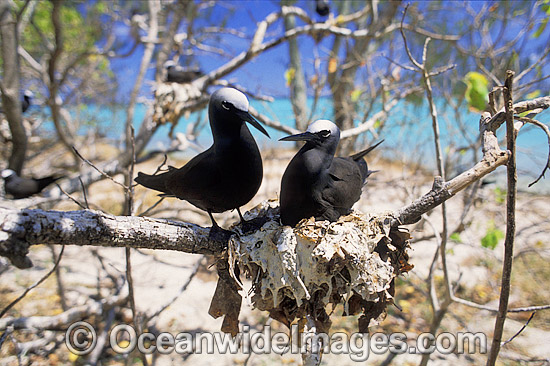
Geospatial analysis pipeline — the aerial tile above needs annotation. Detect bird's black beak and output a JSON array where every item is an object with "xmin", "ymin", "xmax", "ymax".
[
  {"xmin": 237, "ymin": 110, "xmax": 270, "ymax": 138},
  {"xmin": 279, "ymin": 131, "xmax": 316, "ymax": 142}
]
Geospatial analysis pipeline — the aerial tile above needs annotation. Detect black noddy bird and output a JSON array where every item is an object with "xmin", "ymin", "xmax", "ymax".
[
  {"xmin": 0, "ymin": 90, "xmax": 33, "ymax": 114},
  {"xmin": 315, "ymin": 0, "xmax": 330, "ymax": 17},
  {"xmin": 279, "ymin": 119, "xmax": 382, "ymax": 227},
  {"xmin": 21, "ymin": 90, "xmax": 33, "ymax": 113},
  {"xmin": 135, "ymin": 87, "xmax": 270, "ymax": 231},
  {"xmin": 164, "ymin": 61, "xmax": 204, "ymax": 84},
  {"xmin": 1, "ymin": 169, "xmax": 62, "ymax": 199}
]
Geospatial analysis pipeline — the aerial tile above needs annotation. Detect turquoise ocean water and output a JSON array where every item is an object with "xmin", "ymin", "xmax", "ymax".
[{"xmin": 46, "ymin": 97, "xmax": 550, "ymax": 194}]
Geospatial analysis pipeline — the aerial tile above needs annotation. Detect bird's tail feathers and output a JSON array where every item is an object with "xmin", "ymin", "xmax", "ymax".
[
  {"xmin": 135, "ymin": 171, "xmax": 173, "ymax": 194},
  {"xmin": 350, "ymin": 139, "xmax": 384, "ymax": 161},
  {"xmin": 36, "ymin": 175, "xmax": 64, "ymax": 191},
  {"xmin": 362, "ymin": 169, "xmax": 380, "ymax": 185}
]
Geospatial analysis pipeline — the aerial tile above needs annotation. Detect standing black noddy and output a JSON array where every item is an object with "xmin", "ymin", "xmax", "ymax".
[
  {"xmin": 164, "ymin": 61, "xmax": 204, "ymax": 84},
  {"xmin": 279, "ymin": 119, "xmax": 382, "ymax": 227},
  {"xmin": 1, "ymin": 169, "xmax": 62, "ymax": 199},
  {"xmin": 135, "ymin": 87, "xmax": 270, "ymax": 231}
]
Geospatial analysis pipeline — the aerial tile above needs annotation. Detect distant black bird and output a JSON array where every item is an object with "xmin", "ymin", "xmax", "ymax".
[
  {"xmin": 164, "ymin": 61, "xmax": 204, "ymax": 84},
  {"xmin": 22, "ymin": 90, "xmax": 33, "ymax": 113},
  {"xmin": 135, "ymin": 87, "xmax": 270, "ymax": 230},
  {"xmin": 0, "ymin": 90, "xmax": 33, "ymax": 114},
  {"xmin": 315, "ymin": 0, "xmax": 330, "ymax": 17},
  {"xmin": 279, "ymin": 119, "xmax": 382, "ymax": 227},
  {"xmin": 1, "ymin": 169, "xmax": 62, "ymax": 199}
]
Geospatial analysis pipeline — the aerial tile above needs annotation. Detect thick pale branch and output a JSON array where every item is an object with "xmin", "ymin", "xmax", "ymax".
[{"xmin": 0, "ymin": 208, "xmax": 225, "ymax": 268}]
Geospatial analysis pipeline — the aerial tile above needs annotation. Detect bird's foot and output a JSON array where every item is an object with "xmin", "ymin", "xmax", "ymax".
[
  {"xmin": 208, "ymin": 224, "xmax": 234, "ymax": 242},
  {"xmin": 238, "ymin": 216, "xmax": 269, "ymax": 235}
]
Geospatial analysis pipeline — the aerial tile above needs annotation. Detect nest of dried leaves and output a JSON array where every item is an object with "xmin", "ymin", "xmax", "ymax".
[{"xmin": 208, "ymin": 200, "xmax": 413, "ymax": 336}]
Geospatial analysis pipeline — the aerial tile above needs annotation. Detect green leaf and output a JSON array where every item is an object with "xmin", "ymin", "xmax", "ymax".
[
  {"xmin": 351, "ymin": 89, "xmax": 362, "ymax": 102},
  {"xmin": 450, "ymin": 232, "xmax": 462, "ymax": 243},
  {"xmin": 494, "ymin": 187, "xmax": 506, "ymax": 204},
  {"xmin": 481, "ymin": 223, "xmax": 504, "ymax": 250},
  {"xmin": 526, "ymin": 90, "xmax": 541, "ymax": 99},
  {"xmin": 532, "ymin": 18, "xmax": 549, "ymax": 38},
  {"xmin": 284, "ymin": 67, "xmax": 295, "ymax": 87},
  {"xmin": 464, "ymin": 72, "xmax": 489, "ymax": 112}
]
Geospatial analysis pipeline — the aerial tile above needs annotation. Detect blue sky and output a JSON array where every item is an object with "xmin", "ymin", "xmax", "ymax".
[
  {"xmin": 110, "ymin": 0, "xmax": 332, "ymax": 101},
  {"xmin": 107, "ymin": 0, "xmax": 550, "ymax": 104}
]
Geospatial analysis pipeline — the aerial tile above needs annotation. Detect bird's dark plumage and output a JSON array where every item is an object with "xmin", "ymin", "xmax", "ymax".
[
  {"xmin": 315, "ymin": 0, "xmax": 330, "ymax": 17},
  {"xmin": 2, "ymin": 169, "xmax": 62, "ymax": 199},
  {"xmin": 0, "ymin": 90, "xmax": 33, "ymax": 114},
  {"xmin": 22, "ymin": 90, "xmax": 33, "ymax": 113},
  {"xmin": 164, "ymin": 61, "xmax": 204, "ymax": 84},
  {"xmin": 135, "ymin": 87, "xmax": 270, "ymax": 228},
  {"xmin": 279, "ymin": 119, "xmax": 382, "ymax": 227}
]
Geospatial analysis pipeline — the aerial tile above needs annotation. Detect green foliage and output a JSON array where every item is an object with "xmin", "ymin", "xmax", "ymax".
[
  {"xmin": 481, "ymin": 221, "xmax": 504, "ymax": 250},
  {"xmin": 532, "ymin": 0, "xmax": 550, "ymax": 38},
  {"xmin": 350, "ymin": 89, "xmax": 362, "ymax": 102},
  {"xmin": 494, "ymin": 187, "xmax": 506, "ymax": 204},
  {"xmin": 450, "ymin": 232, "xmax": 463, "ymax": 243},
  {"xmin": 284, "ymin": 67, "xmax": 295, "ymax": 87},
  {"xmin": 463, "ymin": 72, "xmax": 489, "ymax": 112},
  {"xmin": 404, "ymin": 89, "xmax": 425, "ymax": 107},
  {"xmin": 18, "ymin": 1, "xmax": 107, "ymax": 58}
]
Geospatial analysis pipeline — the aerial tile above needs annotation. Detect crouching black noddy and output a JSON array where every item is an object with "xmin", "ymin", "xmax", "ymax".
[
  {"xmin": 315, "ymin": 0, "xmax": 330, "ymax": 17},
  {"xmin": 1, "ymin": 169, "xmax": 62, "ymax": 199},
  {"xmin": 0, "ymin": 90, "xmax": 33, "ymax": 114},
  {"xmin": 279, "ymin": 119, "xmax": 383, "ymax": 227},
  {"xmin": 22, "ymin": 90, "xmax": 33, "ymax": 113},
  {"xmin": 135, "ymin": 87, "xmax": 270, "ymax": 232},
  {"xmin": 164, "ymin": 61, "xmax": 204, "ymax": 84}
]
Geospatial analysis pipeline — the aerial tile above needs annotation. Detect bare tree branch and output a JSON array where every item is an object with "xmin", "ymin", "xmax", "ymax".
[
  {"xmin": 0, "ymin": 0, "xmax": 27, "ymax": 174},
  {"xmin": 487, "ymin": 70, "xmax": 517, "ymax": 366},
  {"xmin": 0, "ymin": 208, "xmax": 225, "ymax": 268},
  {"xmin": 0, "ymin": 291, "xmax": 128, "ymax": 331}
]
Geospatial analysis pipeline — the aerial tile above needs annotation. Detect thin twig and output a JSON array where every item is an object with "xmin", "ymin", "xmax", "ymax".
[
  {"xmin": 0, "ymin": 245, "xmax": 65, "ymax": 318},
  {"xmin": 0, "ymin": 326, "xmax": 12, "ymax": 350},
  {"xmin": 72, "ymin": 146, "xmax": 128, "ymax": 191},
  {"xmin": 153, "ymin": 154, "xmax": 169, "ymax": 175},
  {"xmin": 487, "ymin": 70, "xmax": 517, "ymax": 366},
  {"xmin": 144, "ymin": 256, "xmax": 204, "ymax": 325},
  {"xmin": 513, "ymin": 116, "xmax": 550, "ymax": 187},
  {"xmin": 78, "ymin": 177, "xmax": 89, "ymax": 209},
  {"xmin": 55, "ymin": 183, "xmax": 86, "ymax": 209},
  {"xmin": 399, "ymin": 4, "xmax": 422, "ymax": 70},
  {"xmin": 138, "ymin": 197, "xmax": 166, "ymax": 217},
  {"xmin": 501, "ymin": 311, "xmax": 535, "ymax": 347},
  {"xmin": 50, "ymin": 246, "xmax": 67, "ymax": 311}
]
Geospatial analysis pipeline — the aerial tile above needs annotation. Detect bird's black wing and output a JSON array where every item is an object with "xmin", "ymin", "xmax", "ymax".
[
  {"xmin": 164, "ymin": 147, "xmax": 223, "ymax": 202},
  {"xmin": 5, "ymin": 176, "xmax": 40, "ymax": 199},
  {"xmin": 321, "ymin": 157, "xmax": 364, "ymax": 215}
]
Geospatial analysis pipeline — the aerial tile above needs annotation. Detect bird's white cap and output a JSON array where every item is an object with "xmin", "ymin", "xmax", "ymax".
[
  {"xmin": 1, "ymin": 169, "xmax": 16, "ymax": 178},
  {"xmin": 211, "ymin": 87, "xmax": 249, "ymax": 112},
  {"xmin": 163, "ymin": 60, "xmax": 176, "ymax": 68},
  {"xmin": 306, "ymin": 119, "xmax": 340, "ymax": 136}
]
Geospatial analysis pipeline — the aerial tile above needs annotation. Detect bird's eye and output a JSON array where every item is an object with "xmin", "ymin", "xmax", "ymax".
[
  {"xmin": 319, "ymin": 130, "xmax": 331, "ymax": 138},
  {"xmin": 221, "ymin": 101, "xmax": 231, "ymax": 110}
]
